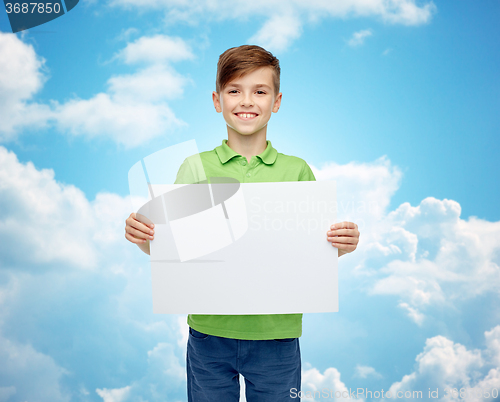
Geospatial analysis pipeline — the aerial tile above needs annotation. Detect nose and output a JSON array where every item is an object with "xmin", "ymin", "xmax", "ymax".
[{"xmin": 240, "ymin": 92, "xmax": 254, "ymax": 107}]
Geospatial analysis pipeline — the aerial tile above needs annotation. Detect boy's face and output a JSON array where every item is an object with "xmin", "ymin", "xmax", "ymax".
[{"xmin": 212, "ymin": 67, "xmax": 282, "ymax": 138}]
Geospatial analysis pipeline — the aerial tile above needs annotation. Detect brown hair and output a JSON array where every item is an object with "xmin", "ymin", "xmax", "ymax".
[{"xmin": 215, "ymin": 45, "xmax": 281, "ymax": 95}]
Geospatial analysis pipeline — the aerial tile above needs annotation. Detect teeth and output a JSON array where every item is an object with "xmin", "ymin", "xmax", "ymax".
[{"xmin": 238, "ymin": 113, "xmax": 256, "ymax": 118}]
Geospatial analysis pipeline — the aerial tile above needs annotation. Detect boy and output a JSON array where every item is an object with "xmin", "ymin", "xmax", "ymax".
[{"xmin": 125, "ymin": 45, "xmax": 360, "ymax": 401}]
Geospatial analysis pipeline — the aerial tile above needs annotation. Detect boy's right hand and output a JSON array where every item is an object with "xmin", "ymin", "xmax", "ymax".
[{"xmin": 125, "ymin": 212, "xmax": 155, "ymax": 244}]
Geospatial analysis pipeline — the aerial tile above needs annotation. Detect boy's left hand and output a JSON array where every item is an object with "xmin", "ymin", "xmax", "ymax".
[{"xmin": 326, "ymin": 221, "xmax": 360, "ymax": 257}]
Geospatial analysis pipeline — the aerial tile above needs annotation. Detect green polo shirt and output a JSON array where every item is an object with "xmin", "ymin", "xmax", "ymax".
[{"xmin": 174, "ymin": 139, "xmax": 316, "ymax": 340}]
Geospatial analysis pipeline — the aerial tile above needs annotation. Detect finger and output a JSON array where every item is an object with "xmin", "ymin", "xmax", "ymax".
[
  {"xmin": 326, "ymin": 229, "xmax": 359, "ymax": 237},
  {"xmin": 126, "ymin": 225, "xmax": 154, "ymax": 240},
  {"xmin": 127, "ymin": 212, "xmax": 154, "ymax": 229},
  {"xmin": 125, "ymin": 232, "xmax": 148, "ymax": 244},
  {"xmin": 330, "ymin": 221, "xmax": 356, "ymax": 230},
  {"xmin": 127, "ymin": 217, "xmax": 155, "ymax": 235},
  {"xmin": 327, "ymin": 236, "xmax": 357, "ymax": 245}
]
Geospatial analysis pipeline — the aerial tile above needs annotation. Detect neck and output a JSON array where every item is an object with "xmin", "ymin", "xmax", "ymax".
[{"xmin": 226, "ymin": 128, "xmax": 268, "ymax": 163}]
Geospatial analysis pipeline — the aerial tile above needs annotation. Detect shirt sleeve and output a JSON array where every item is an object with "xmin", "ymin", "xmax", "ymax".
[
  {"xmin": 174, "ymin": 155, "xmax": 207, "ymax": 184},
  {"xmin": 299, "ymin": 160, "xmax": 316, "ymax": 182},
  {"xmin": 174, "ymin": 158, "xmax": 195, "ymax": 185}
]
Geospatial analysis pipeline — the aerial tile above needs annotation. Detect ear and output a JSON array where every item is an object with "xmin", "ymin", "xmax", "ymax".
[
  {"xmin": 272, "ymin": 92, "xmax": 282, "ymax": 113},
  {"xmin": 212, "ymin": 91, "xmax": 222, "ymax": 113}
]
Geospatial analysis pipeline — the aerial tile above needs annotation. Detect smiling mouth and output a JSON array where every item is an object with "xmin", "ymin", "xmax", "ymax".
[{"xmin": 235, "ymin": 113, "xmax": 258, "ymax": 120}]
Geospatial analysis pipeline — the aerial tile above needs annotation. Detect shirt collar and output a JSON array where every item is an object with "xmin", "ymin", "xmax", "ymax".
[{"xmin": 215, "ymin": 139, "xmax": 278, "ymax": 165}]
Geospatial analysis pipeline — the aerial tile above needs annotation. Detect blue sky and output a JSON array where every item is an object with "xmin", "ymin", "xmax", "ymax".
[{"xmin": 0, "ymin": 1, "xmax": 499, "ymax": 401}]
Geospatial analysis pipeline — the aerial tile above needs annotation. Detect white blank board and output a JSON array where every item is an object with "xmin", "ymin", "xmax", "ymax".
[{"xmin": 150, "ymin": 180, "xmax": 338, "ymax": 314}]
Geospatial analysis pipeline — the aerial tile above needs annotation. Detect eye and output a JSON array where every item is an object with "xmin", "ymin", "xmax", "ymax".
[
  {"xmin": 228, "ymin": 90, "xmax": 238, "ymax": 94},
  {"xmin": 256, "ymin": 90, "xmax": 266, "ymax": 95}
]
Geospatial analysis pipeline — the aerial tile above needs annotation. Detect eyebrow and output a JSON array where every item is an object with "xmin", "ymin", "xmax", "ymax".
[{"xmin": 227, "ymin": 83, "xmax": 272, "ymax": 89}]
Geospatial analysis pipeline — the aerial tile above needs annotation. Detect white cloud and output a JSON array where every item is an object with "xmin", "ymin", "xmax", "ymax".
[
  {"xmin": 0, "ymin": 33, "xmax": 193, "ymax": 147},
  {"xmin": 96, "ymin": 386, "xmax": 131, "ymax": 402},
  {"xmin": 105, "ymin": 0, "xmax": 436, "ymax": 51},
  {"xmin": 311, "ymin": 156, "xmax": 500, "ymax": 325},
  {"xmin": 0, "ymin": 32, "xmax": 52, "ymax": 140},
  {"xmin": 53, "ymin": 34, "xmax": 194, "ymax": 147},
  {"xmin": 0, "ymin": 334, "xmax": 70, "ymax": 402},
  {"xmin": 0, "ymin": 146, "xmax": 97, "ymax": 269},
  {"xmin": 301, "ymin": 364, "xmax": 364, "ymax": 401},
  {"xmin": 354, "ymin": 364, "xmax": 383, "ymax": 379},
  {"xmin": 177, "ymin": 315, "xmax": 189, "ymax": 350},
  {"xmin": 0, "ymin": 33, "xmax": 45, "ymax": 100},
  {"xmin": 248, "ymin": 12, "xmax": 303, "ymax": 53},
  {"xmin": 388, "ymin": 327, "xmax": 500, "ymax": 401},
  {"xmin": 302, "ymin": 327, "xmax": 500, "ymax": 402},
  {"xmin": 118, "ymin": 34, "xmax": 194, "ymax": 65},
  {"xmin": 0, "ymin": 147, "xmax": 188, "ymax": 401},
  {"xmin": 367, "ymin": 197, "xmax": 500, "ymax": 323},
  {"xmin": 381, "ymin": 0, "xmax": 436, "ymax": 25},
  {"xmin": 107, "ymin": 64, "xmax": 191, "ymax": 102},
  {"xmin": 347, "ymin": 29, "xmax": 373, "ymax": 47},
  {"xmin": 52, "ymin": 92, "xmax": 185, "ymax": 147},
  {"xmin": 0, "ymin": 146, "xmax": 141, "ymax": 269},
  {"xmin": 472, "ymin": 369, "xmax": 500, "ymax": 401},
  {"xmin": 398, "ymin": 301, "xmax": 425, "ymax": 326},
  {"xmin": 485, "ymin": 326, "xmax": 500, "ymax": 367},
  {"xmin": 107, "ymin": 0, "xmax": 436, "ymax": 27},
  {"xmin": 311, "ymin": 155, "xmax": 403, "ymax": 225},
  {"xmin": 115, "ymin": 27, "xmax": 140, "ymax": 42},
  {"xmin": 96, "ymin": 342, "xmax": 186, "ymax": 402}
]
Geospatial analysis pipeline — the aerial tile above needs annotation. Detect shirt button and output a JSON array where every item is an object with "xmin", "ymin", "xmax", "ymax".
[
  {"xmin": 241, "ymin": 160, "xmax": 247, "ymax": 166},
  {"xmin": 246, "ymin": 173, "xmax": 251, "ymax": 177}
]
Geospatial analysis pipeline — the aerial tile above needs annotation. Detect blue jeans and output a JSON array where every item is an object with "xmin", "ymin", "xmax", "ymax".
[{"xmin": 187, "ymin": 327, "xmax": 301, "ymax": 402}]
